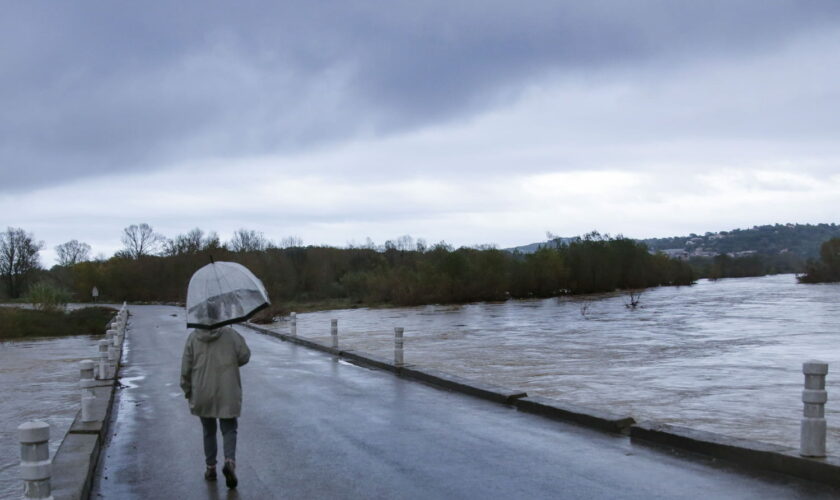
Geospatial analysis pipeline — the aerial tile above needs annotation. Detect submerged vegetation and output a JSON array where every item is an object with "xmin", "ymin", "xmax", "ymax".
[
  {"xmin": 0, "ymin": 306, "xmax": 115, "ymax": 339},
  {"xmin": 798, "ymin": 238, "xmax": 840, "ymax": 284}
]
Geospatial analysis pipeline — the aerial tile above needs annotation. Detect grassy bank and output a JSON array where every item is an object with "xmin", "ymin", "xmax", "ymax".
[{"xmin": 0, "ymin": 307, "xmax": 116, "ymax": 339}]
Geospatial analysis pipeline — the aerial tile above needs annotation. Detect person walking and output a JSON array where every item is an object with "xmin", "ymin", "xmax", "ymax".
[
  {"xmin": 181, "ymin": 259, "xmax": 269, "ymax": 489},
  {"xmin": 181, "ymin": 325, "xmax": 251, "ymax": 488}
]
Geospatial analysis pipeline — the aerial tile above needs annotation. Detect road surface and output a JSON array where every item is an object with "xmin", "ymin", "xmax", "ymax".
[{"xmin": 91, "ymin": 305, "xmax": 838, "ymax": 499}]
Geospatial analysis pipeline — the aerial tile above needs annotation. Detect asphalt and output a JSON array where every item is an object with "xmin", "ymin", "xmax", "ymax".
[{"xmin": 91, "ymin": 305, "xmax": 840, "ymax": 499}]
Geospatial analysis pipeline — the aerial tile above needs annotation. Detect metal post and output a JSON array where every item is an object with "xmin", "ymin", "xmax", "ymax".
[
  {"xmin": 801, "ymin": 361, "xmax": 828, "ymax": 457},
  {"xmin": 290, "ymin": 312, "xmax": 297, "ymax": 336},
  {"xmin": 80, "ymin": 360, "xmax": 96, "ymax": 423},
  {"xmin": 19, "ymin": 421, "xmax": 51, "ymax": 499},
  {"xmin": 394, "ymin": 327, "xmax": 404, "ymax": 367},
  {"xmin": 98, "ymin": 340, "xmax": 109, "ymax": 379},
  {"xmin": 331, "ymin": 319, "xmax": 338, "ymax": 349}
]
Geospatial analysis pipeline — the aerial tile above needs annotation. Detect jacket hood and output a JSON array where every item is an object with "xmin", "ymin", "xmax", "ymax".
[{"xmin": 195, "ymin": 328, "xmax": 225, "ymax": 343}]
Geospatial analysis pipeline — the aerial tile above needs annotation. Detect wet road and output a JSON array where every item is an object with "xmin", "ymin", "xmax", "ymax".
[{"xmin": 92, "ymin": 305, "xmax": 839, "ymax": 499}]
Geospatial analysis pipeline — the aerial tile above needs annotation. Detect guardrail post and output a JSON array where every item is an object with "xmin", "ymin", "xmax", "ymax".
[
  {"xmin": 290, "ymin": 312, "xmax": 297, "ymax": 336},
  {"xmin": 98, "ymin": 340, "xmax": 109, "ymax": 379},
  {"xmin": 19, "ymin": 421, "xmax": 51, "ymax": 499},
  {"xmin": 394, "ymin": 327, "xmax": 404, "ymax": 367},
  {"xmin": 331, "ymin": 319, "xmax": 338, "ymax": 349},
  {"xmin": 80, "ymin": 360, "xmax": 96, "ymax": 422},
  {"xmin": 801, "ymin": 360, "xmax": 828, "ymax": 457}
]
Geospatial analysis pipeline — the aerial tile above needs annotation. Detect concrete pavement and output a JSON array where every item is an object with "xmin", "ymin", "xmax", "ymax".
[{"xmin": 91, "ymin": 305, "xmax": 839, "ymax": 499}]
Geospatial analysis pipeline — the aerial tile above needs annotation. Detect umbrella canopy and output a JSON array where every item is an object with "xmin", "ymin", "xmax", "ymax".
[{"xmin": 186, "ymin": 261, "xmax": 270, "ymax": 329}]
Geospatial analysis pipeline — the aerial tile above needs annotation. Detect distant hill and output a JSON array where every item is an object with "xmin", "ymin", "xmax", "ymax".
[
  {"xmin": 642, "ymin": 223, "xmax": 840, "ymax": 260},
  {"xmin": 509, "ymin": 223, "xmax": 840, "ymax": 260},
  {"xmin": 506, "ymin": 237, "xmax": 575, "ymax": 253}
]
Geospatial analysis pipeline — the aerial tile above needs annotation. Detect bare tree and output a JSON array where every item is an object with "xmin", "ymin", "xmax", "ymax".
[
  {"xmin": 121, "ymin": 223, "xmax": 163, "ymax": 259},
  {"xmin": 0, "ymin": 227, "xmax": 43, "ymax": 298},
  {"xmin": 163, "ymin": 228, "xmax": 205, "ymax": 256},
  {"xmin": 228, "ymin": 229, "xmax": 267, "ymax": 252},
  {"xmin": 625, "ymin": 290, "xmax": 643, "ymax": 309},
  {"xmin": 277, "ymin": 236, "xmax": 303, "ymax": 249},
  {"xmin": 55, "ymin": 240, "xmax": 91, "ymax": 266}
]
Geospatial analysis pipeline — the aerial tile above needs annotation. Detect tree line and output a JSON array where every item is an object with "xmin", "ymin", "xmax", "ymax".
[
  {"xmin": 1, "ymin": 226, "xmax": 696, "ymax": 305},
  {"xmin": 797, "ymin": 238, "xmax": 840, "ymax": 284}
]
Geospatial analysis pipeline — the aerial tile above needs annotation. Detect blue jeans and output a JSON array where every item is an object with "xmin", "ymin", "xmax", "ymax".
[{"xmin": 200, "ymin": 417, "xmax": 237, "ymax": 466}]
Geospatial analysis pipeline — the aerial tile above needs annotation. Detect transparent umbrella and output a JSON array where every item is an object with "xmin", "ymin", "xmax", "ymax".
[{"xmin": 186, "ymin": 261, "xmax": 270, "ymax": 329}]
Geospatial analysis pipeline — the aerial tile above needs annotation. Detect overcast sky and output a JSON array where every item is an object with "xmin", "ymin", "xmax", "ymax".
[{"xmin": 3, "ymin": 1, "xmax": 840, "ymax": 265}]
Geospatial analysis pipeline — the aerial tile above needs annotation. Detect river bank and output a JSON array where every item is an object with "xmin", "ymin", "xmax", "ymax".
[{"xmin": 0, "ymin": 306, "xmax": 114, "ymax": 339}]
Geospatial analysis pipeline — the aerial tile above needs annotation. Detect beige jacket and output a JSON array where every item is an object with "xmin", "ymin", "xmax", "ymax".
[{"xmin": 180, "ymin": 326, "xmax": 251, "ymax": 418}]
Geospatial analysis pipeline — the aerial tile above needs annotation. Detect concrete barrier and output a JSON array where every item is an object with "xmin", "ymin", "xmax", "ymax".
[
  {"xmin": 514, "ymin": 396, "xmax": 635, "ymax": 434},
  {"xmin": 47, "ymin": 309, "xmax": 128, "ymax": 500},
  {"xmin": 19, "ymin": 421, "xmax": 52, "ymax": 499},
  {"xmin": 630, "ymin": 421, "xmax": 840, "ymax": 487}
]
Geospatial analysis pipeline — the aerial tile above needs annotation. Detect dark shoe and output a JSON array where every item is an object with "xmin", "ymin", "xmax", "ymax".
[
  {"xmin": 222, "ymin": 460, "xmax": 238, "ymax": 489},
  {"xmin": 205, "ymin": 466, "xmax": 217, "ymax": 481}
]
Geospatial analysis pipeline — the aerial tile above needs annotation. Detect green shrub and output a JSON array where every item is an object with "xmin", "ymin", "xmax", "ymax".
[
  {"xmin": 26, "ymin": 282, "xmax": 72, "ymax": 312},
  {"xmin": 0, "ymin": 306, "xmax": 115, "ymax": 339}
]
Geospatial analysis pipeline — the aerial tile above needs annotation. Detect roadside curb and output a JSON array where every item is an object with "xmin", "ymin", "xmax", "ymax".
[
  {"xmin": 51, "ymin": 313, "xmax": 127, "ymax": 500},
  {"xmin": 243, "ymin": 321, "xmax": 840, "ymax": 488},
  {"xmin": 514, "ymin": 395, "xmax": 635, "ymax": 434},
  {"xmin": 630, "ymin": 421, "xmax": 840, "ymax": 488}
]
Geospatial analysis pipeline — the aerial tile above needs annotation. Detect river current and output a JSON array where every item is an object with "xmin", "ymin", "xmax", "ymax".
[
  {"xmin": 0, "ymin": 334, "xmax": 101, "ymax": 498},
  {"xmin": 277, "ymin": 274, "xmax": 840, "ymax": 451}
]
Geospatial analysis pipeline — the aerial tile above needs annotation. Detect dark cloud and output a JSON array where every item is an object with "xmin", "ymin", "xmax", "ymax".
[{"xmin": 2, "ymin": 0, "xmax": 839, "ymax": 191}]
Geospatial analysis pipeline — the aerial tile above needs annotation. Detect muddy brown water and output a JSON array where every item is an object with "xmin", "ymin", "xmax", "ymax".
[{"xmin": 275, "ymin": 274, "xmax": 840, "ymax": 452}]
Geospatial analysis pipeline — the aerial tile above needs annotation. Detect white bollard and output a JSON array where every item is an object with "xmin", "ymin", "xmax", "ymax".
[
  {"xmin": 394, "ymin": 327, "xmax": 404, "ymax": 367},
  {"xmin": 108, "ymin": 343, "xmax": 117, "ymax": 369},
  {"xmin": 801, "ymin": 361, "xmax": 828, "ymax": 457},
  {"xmin": 290, "ymin": 312, "xmax": 297, "ymax": 336},
  {"xmin": 98, "ymin": 340, "xmax": 109, "ymax": 379},
  {"xmin": 19, "ymin": 421, "xmax": 52, "ymax": 499},
  {"xmin": 331, "ymin": 319, "xmax": 338, "ymax": 349},
  {"xmin": 79, "ymin": 360, "xmax": 96, "ymax": 423},
  {"xmin": 108, "ymin": 329, "xmax": 119, "ymax": 347}
]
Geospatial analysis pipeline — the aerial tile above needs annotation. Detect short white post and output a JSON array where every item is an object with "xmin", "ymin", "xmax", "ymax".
[
  {"xmin": 108, "ymin": 329, "xmax": 119, "ymax": 347},
  {"xmin": 290, "ymin": 312, "xmax": 297, "ymax": 336},
  {"xmin": 107, "ymin": 340, "xmax": 116, "ymax": 365},
  {"xmin": 394, "ymin": 327, "xmax": 404, "ymax": 367},
  {"xmin": 98, "ymin": 340, "xmax": 109, "ymax": 379},
  {"xmin": 19, "ymin": 421, "xmax": 52, "ymax": 499},
  {"xmin": 79, "ymin": 360, "xmax": 96, "ymax": 423},
  {"xmin": 331, "ymin": 319, "xmax": 338, "ymax": 349},
  {"xmin": 801, "ymin": 361, "xmax": 828, "ymax": 457}
]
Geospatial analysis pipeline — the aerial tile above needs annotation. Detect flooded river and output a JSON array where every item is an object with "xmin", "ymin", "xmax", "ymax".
[
  {"xmin": 276, "ymin": 274, "xmax": 840, "ymax": 450},
  {"xmin": 1, "ymin": 276, "xmax": 837, "ymax": 497},
  {"xmin": 0, "ymin": 335, "xmax": 101, "ymax": 498}
]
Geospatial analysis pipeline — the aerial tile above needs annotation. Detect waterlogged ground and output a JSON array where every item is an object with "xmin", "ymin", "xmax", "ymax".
[
  {"xmin": 0, "ymin": 335, "xmax": 102, "ymax": 498},
  {"xmin": 272, "ymin": 274, "xmax": 840, "ymax": 451}
]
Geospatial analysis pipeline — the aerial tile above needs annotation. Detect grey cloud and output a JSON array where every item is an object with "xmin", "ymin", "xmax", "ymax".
[{"xmin": 2, "ymin": 1, "xmax": 840, "ymax": 191}]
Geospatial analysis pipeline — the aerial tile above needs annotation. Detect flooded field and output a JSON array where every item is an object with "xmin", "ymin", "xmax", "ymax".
[
  {"xmin": 273, "ymin": 274, "xmax": 840, "ymax": 450},
  {"xmin": 0, "ymin": 335, "xmax": 102, "ymax": 498}
]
